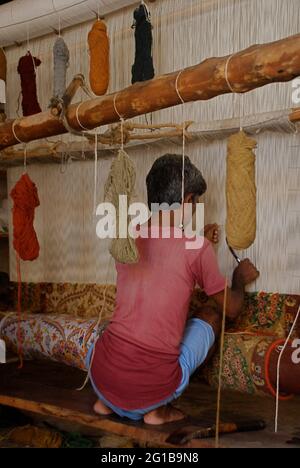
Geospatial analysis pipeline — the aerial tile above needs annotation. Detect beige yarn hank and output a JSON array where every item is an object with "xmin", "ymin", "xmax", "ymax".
[
  {"xmin": 104, "ymin": 148, "xmax": 139, "ymax": 264},
  {"xmin": 226, "ymin": 130, "xmax": 257, "ymax": 251}
]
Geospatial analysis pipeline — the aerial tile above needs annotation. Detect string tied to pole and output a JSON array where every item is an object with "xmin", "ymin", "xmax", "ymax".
[
  {"xmin": 224, "ymin": 53, "xmax": 244, "ymax": 131},
  {"xmin": 75, "ymin": 101, "xmax": 91, "ymax": 132},
  {"xmin": 11, "ymin": 120, "xmax": 28, "ymax": 173},
  {"xmin": 103, "ymin": 93, "xmax": 139, "ymax": 264},
  {"xmin": 224, "ymin": 54, "xmax": 237, "ymax": 94},
  {"xmin": 113, "ymin": 92, "xmax": 125, "ymax": 152}
]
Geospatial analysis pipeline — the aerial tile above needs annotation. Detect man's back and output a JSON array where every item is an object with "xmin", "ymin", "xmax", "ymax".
[{"xmin": 91, "ymin": 227, "xmax": 225, "ymax": 410}]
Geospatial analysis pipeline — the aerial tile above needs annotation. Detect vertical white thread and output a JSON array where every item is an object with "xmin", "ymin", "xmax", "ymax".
[
  {"xmin": 77, "ymin": 256, "xmax": 113, "ymax": 392},
  {"xmin": 120, "ymin": 118, "xmax": 124, "ymax": 152},
  {"xmin": 215, "ymin": 279, "xmax": 228, "ymax": 448},
  {"xmin": 275, "ymin": 305, "xmax": 300, "ymax": 433},
  {"xmin": 239, "ymin": 94, "xmax": 243, "ymax": 131},
  {"xmin": 23, "ymin": 145, "xmax": 27, "ymax": 173},
  {"xmin": 238, "ymin": 0, "xmax": 243, "ymax": 131},
  {"xmin": 180, "ymin": 123, "xmax": 185, "ymax": 229},
  {"xmin": 26, "ymin": 23, "xmax": 30, "ymax": 51},
  {"xmin": 93, "ymin": 133, "xmax": 98, "ymax": 215},
  {"xmin": 175, "ymin": 70, "xmax": 186, "ymax": 230},
  {"xmin": 113, "ymin": 92, "xmax": 125, "ymax": 151}
]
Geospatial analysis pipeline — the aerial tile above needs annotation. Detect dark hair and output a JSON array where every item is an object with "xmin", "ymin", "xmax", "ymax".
[{"xmin": 146, "ymin": 154, "xmax": 207, "ymax": 208}]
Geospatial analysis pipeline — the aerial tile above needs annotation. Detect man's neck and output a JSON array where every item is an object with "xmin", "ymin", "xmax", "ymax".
[{"xmin": 148, "ymin": 210, "xmax": 179, "ymax": 228}]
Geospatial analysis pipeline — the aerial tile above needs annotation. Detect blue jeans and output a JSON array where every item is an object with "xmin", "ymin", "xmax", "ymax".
[{"xmin": 86, "ymin": 318, "xmax": 215, "ymax": 421}]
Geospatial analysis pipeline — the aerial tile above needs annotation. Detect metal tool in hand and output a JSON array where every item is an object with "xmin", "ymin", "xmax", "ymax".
[{"xmin": 226, "ymin": 238, "xmax": 241, "ymax": 264}]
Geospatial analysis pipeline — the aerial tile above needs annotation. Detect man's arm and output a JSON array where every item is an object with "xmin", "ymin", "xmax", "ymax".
[{"xmin": 211, "ymin": 259, "xmax": 260, "ymax": 320}]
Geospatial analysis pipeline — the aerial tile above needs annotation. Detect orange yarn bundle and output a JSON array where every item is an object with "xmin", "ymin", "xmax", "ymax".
[
  {"xmin": 88, "ymin": 19, "xmax": 109, "ymax": 96},
  {"xmin": 10, "ymin": 173, "xmax": 40, "ymax": 367},
  {"xmin": 11, "ymin": 173, "xmax": 40, "ymax": 261}
]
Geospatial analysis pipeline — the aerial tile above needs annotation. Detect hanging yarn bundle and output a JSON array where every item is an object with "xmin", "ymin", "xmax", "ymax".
[
  {"xmin": 88, "ymin": 19, "xmax": 109, "ymax": 96},
  {"xmin": 7, "ymin": 425, "xmax": 63, "ymax": 449},
  {"xmin": 0, "ymin": 47, "xmax": 6, "ymax": 106},
  {"xmin": 10, "ymin": 172, "xmax": 40, "ymax": 367},
  {"xmin": 17, "ymin": 52, "xmax": 42, "ymax": 116},
  {"xmin": 104, "ymin": 149, "xmax": 139, "ymax": 264},
  {"xmin": 226, "ymin": 130, "xmax": 257, "ymax": 250},
  {"xmin": 10, "ymin": 173, "xmax": 40, "ymax": 262},
  {"xmin": 131, "ymin": 2, "xmax": 155, "ymax": 84},
  {"xmin": 53, "ymin": 36, "xmax": 70, "ymax": 100}
]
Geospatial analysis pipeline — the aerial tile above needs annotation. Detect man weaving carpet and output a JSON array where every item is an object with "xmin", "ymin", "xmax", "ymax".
[{"xmin": 87, "ymin": 154, "xmax": 259, "ymax": 425}]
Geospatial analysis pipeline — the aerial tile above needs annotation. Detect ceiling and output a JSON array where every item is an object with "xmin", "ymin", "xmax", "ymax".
[{"xmin": 0, "ymin": 0, "xmax": 139, "ymax": 47}]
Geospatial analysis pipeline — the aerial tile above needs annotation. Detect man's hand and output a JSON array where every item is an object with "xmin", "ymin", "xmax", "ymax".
[
  {"xmin": 233, "ymin": 259, "xmax": 260, "ymax": 288},
  {"xmin": 212, "ymin": 259, "xmax": 259, "ymax": 320},
  {"xmin": 204, "ymin": 223, "xmax": 219, "ymax": 244}
]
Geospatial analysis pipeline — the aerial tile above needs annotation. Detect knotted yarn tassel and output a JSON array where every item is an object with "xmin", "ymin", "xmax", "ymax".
[
  {"xmin": 226, "ymin": 130, "xmax": 257, "ymax": 250},
  {"xmin": 104, "ymin": 149, "xmax": 139, "ymax": 264},
  {"xmin": 131, "ymin": 3, "xmax": 155, "ymax": 84},
  {"xmin": 53, "ymin": 36, "xmax": 70, "ymax": 100}
]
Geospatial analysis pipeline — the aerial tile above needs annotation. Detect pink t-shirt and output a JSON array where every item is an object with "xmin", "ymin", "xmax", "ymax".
[{"xmin": 91, "ymin": 227, "xmax": 226, "ymax": 410}]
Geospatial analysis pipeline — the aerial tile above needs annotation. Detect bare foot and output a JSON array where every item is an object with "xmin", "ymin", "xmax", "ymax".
[
  {"xmin": 143, "ymin": 405, "xmax": 185, "ymax": 425},
  {"xmin": 93, "ymin": 399, "xmax": 114, "ymax": 416}
]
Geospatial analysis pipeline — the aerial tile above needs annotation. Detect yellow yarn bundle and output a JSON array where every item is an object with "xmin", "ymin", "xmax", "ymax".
[
  {"xmin": 104, "ymin": 149, "xmax": 139, "ymax": 264},
  {"xmin": 226, "ymin": 130, "xmax": 257, "ymax": 251},
  {"xmin": 8, "ymin": 425, "xmax": 62, "ymax": 448}
]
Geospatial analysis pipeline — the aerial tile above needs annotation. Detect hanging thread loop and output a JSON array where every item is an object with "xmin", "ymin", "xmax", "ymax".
[
  {"xmin": 113, "ymin": 92, "xmax": 123, "ymax": 120},
  {"xmin": 12, "ymin": 120, "xmax": 26, "ymax": 145},
  {"xmin": 224, "ymin": 54, "xmax": 237, "ymax": 93},
  {"xmin": 224, "ymin": 54, "xmax": 244, "ymax": 130},
  {"xmin": 75, "ymin": 101, "xmax": 90, "ymax": 131},
  {"xmin": 175, "ymin": 70, "xmax": 185, "ymax": 104}
]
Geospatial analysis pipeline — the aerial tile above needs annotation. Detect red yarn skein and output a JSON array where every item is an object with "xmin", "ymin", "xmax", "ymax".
[
  {"xmin": 17, "ymin": 52, "xmax": 42, "ymax": 116},
  {"xmin": 11, "ymin": 173, "xmax": 40, "ymax": 261}
]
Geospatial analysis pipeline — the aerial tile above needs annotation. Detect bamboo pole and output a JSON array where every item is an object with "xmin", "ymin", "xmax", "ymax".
[{"xmin": 1, "ymin": 33, "xmax": 300, "ymax": 151}]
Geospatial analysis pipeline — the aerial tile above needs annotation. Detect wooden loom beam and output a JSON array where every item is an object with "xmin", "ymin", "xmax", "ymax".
[
  {"xmin": 1, "ymin": 33, "xmax": 300, "ymax": 150},
  {"xmin": 289, "ymin": 108, "xmax": 300, "ymax": 123}
]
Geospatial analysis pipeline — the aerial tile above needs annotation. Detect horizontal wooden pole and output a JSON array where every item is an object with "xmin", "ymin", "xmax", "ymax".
[
  {"xmin": 1, "ymin": 33, "xmax": 300, "ymax": 150},
  {"xmin": 289, "ymin": 108, "xmax": 300, "ymax": 123}
]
